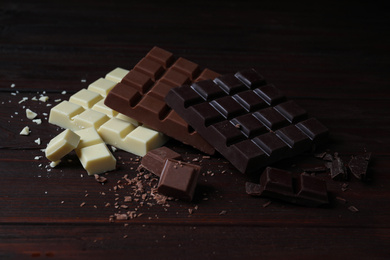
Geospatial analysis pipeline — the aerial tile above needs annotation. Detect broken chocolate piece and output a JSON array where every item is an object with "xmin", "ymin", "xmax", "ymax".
[
  {"xmin": 246, "ymin": 167, "xmax": 329, "ymax": 207},
  {"xmin": 157, "ymin": 159, "xmax": 201, "ymax": 201},
  {"xmin": 140, "ymin": 146, "xmax": 182, "ymax": 176},
  {"xmin": 348, "ymin": 152, "xmax": 371, "ymax": 180},
  {"xmin": 330, "ymin": 156, "xmax": 348, "ymax": 180}
]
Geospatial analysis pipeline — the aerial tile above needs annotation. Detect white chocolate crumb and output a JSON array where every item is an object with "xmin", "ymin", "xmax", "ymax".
[
  {"xmin": 34, "ymin": 156, "xmax": 42, "ymax": 160},
  {"xmin": 19, "ymin": 97, "xmax": 28, "ymax": 104},
  {"xmin": 35, "ymin": 138, "xmax": 41, "ymax": 145},
  {"xmin": 61, "ymin": 91, "xmax": 67, "ymax": 95},
  {"xmin": 31, "ymin": 96, "xmax": 38, "ymax": 101},
  {"xmin": 42, "ymin": 112, "xmax": 48, "ymax": 116},
  {"xmin": 11, "ymin": 83, "xmax": 15, "ymax": 88},
  {"xmin": 11, "ymin": 92, "xmax": 16, "ymax": 96},
  {"xmin": 26, "ymin": 108, "xmax": 38, "ymax": 119},
  {"xmin": 54, "ymin": 99, "xmax": 62, "ymax": 102},
  {"xmin": 20, "ymin": 126, "xmax": 30, "ymax": 135},
  {"xmin": 111, "ymin": 146, "xmax": 117, "ymax": 152},
  {"xmin": 32, "ymin": 119, "xmax": 42, "ymax": 125},
  {"xmin": 50, "ymin": 160, "xmax": 61, "ymax": 168},
  {"xmin": 46, "ymin": 104, "xmax": 52, "ymax": 107},
  {"xmin": 39, "ymin": 96, "xmax": 49, "ymax": 102},
  {"xmin": 81, "ymin": 79, "xmax": 87, "ymax": 83}
]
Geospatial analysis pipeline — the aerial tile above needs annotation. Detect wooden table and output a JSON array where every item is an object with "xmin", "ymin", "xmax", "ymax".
[{"xmin": 1, "ymin": 1, "xmax": 389, "ymax": 259}]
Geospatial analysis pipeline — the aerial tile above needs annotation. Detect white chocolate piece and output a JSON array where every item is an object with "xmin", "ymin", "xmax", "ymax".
[
  {"xmin": 49, "ymin": 101, "xmax": 85, "ymax": 130},
  {"xmin": 105, "ymin": 67, "xmax": 129, "ymax": 83},
  {"xmin": 74, "ymin": 128, "xmax": 102, "ymax": 149},
  {"xmin": 20, "ymin": 126, "xmax": 30, "ymax": 135},
  {"xmin": 125, "ymin": 126, "xmax": 168, "ymax": 156},
  {"xmin": 39, "ymin": 96, "xmax": 49, "ymax": 102},
  {"xmin": 50, "ymin": 160, "xmax": 61, "ymax": 168},
  {"xmin": 92, "ymin": 99, "xmax": 118, "ymax": 117},
  {"xmin": 98, "ymin": 118, "xmax": 168, "ymax": 156},
  {"xmin": 33, "ymin": 119, "xmax": 42, "ymax": 125},
  {"xmin": 76, "ymin": 143, "xmax": 116, "ymax": 175},
  {"xmin": 69, "ymin": 89, "xmax": 102, "ymax": 109},
  {"xmin": 45, "ymin": 129, "xmax": 80, "ymax": 162},
  {"xmin": 88, "ymin": 78, "xmax": 117, "ymax": 97},
  {"xmin": 35, "ymin": 138, "xmax": 41, "ymax": 145},
  {"xmin": 26, "ymin": 109, "xmax": 37, "ymax": 119}
]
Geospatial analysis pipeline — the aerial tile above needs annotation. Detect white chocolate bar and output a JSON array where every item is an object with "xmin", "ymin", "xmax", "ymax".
[
  {"xmin": 69, "ymin": 88, "xmax": 103, "ymax": 109},
  {"xmin": 45, "ymin": 129, "xmax": 80, "ymax": 162}
]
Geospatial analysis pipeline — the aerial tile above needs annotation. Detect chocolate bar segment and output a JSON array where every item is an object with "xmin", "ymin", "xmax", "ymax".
[
  {"xmin": 157, "ymin": 159, "xmax": 201, "ymax": 201},
  {"xmin": 140, "ymin": 147, "xmax": 181, "ymax": 177},
  {"xmin": 105, "ymin": 47, "xmax": 219, "ymax": 154},
  {"xmin": 246, "ymin": 167, "xmax": 328, "ymax": 207},
  {"xmin": 166, "ymin": 69, "xmax": 328, "ymax": 174}
]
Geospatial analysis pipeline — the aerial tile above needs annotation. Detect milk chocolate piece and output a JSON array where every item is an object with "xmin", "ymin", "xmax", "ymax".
[
  {"xmin": 104, "ymin": 46, "xmax": 219, "ymax": 155},
  {"xmin": 157, "ymin": 159, "xmax": 201, "ymax": 201},
  {"xmin": 140, "ymin": 147, "xmax": 181, "ymax": 176},
  {"xmin": 246, "ymin": 167, "xmax": 328, "ymax": 207},
  {"xmin": 166, "ymin": 68, "xmax": 329, "ymax": 174}
]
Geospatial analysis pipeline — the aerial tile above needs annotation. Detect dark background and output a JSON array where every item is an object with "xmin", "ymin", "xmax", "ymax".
[{"xmin": 1, "ymin": 1, "xmax": 390, "ymax": 259}]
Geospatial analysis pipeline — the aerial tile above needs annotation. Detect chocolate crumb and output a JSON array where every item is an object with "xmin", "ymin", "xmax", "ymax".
[
  {"xmin": 94, "ymin": 174, "xmax": 107, "ymax": 183},
  {"xmin": 348, "ymin": 205, "xmax": 359, "ymax": 213},
  {"xmin": 219, "ymin": 210, "xmax": 227, "ymax": 215},
  {"xmin": 262, "ymin": 201, "xmax": 272, "ymax": 208},
  {"xmin": 80, "ymin": 202, "xmax": 86, "ymax": 207},
  {"xmin": 336, "ymin": 197, "xmax": 347, "ymax": 203}
]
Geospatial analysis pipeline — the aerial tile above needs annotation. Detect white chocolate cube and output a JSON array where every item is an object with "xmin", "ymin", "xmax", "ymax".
[
  {"xmin": 88, "ymin": 78, "xmax": 117, "ymax": 97},
  {"xmin": 74, "ymin": 128, "xmax": 103, "ymax": 149},
  {"xmin": 105, "ymin": 67, "xmax": 129, "ymax": 83},
  {"xmin": 125, "ymin": 126, "xmax": 168, "ymax": 156},
  {"xmin": 45, "ymin": 129, "xmax": 80, "ymax": 162},
  {"xmin": 98, "ymin": 118, "xmax": 135, "ymax": 149},
  {"xmin": 73, "ymin": 109, "xmax": 109, "ymax": 130},
  {"xmin": 49, "ymin": 101, "xmax": 85, "ymax": 130},
  {"xmin": 76, "ymin": 143, "xmax": 116, "ymax": 175},
  {"xmin": 69, "ymin": 89, "xmax": 103, "ymax": 109}
]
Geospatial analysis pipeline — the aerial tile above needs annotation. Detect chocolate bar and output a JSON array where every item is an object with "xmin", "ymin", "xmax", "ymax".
[
  {"xmin": 140, "ymin": 146, "xmax": 181, "ymax": 176},
  {"xmin": 165, "ymin": 69, "xmax": 329, "ymax": 174},
  {"xmin": 104, "ymin": 46, "xmax": 220, "ymax": 154},
  {"xmin": 246, "ymin": 167, "xmax": 329, "ymax": 207},
  {"xmin": 157, "ymin": 159, "xmax": 201, "ymax": 201}
]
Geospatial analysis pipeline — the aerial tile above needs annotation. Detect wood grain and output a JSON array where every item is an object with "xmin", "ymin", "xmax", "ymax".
[{"xmin": 1, "ymin": 0, "xmax": 390, "ymax": 258}]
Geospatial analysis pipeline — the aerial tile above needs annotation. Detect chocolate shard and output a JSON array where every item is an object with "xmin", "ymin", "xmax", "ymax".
[
  {"xmin": 330, "ymin": 156, "xmax": 348, "ymax": 180},
  {"xmin": 140, "ymin": 147, "xmax": 182, "ymax": 177},
  {"xmin": 165, "ymin": 68, "xmax": 329, "ymax": 174},
  {"xmin": 348, "ymin": 152, "xmax": 371, "ymax": 180},
  {"xmin": 105, "ymin": 46, "xmax": 219, "ymax": 155},
  {"xmin": 248, "ymin": 167, "xmax": 328, "ymax": 207},
  {"xmin": 157, "ymin": 159, "xmax": 201, "ymax": 201}
]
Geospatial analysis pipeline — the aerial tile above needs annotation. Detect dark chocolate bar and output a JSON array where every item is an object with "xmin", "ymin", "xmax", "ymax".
[
  {"xmin": 246, "ymin": 167, "xmax": 329, "ymax": 207},
  {"xmin": 157, "ymin": 159, "xmax": 201, "ymax": 201},
  {"xmin": 105, "ymin": 46, "xmax": 220, "ymax": 155},
  {"xmin": 139, "ymin": 146, "xmax": 181, "ymax": 177},
  {"xmin": 165, "ymin": 68, "xmax": 329, "ymax": 174}
]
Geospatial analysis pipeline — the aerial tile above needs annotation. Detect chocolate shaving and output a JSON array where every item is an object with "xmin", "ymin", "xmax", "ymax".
[
  {"xmin": 348, "ymin": 205, "xmax": 359, "ymax": 213},
  {"xmin": 94, "ymin": 174, "xmax": 107, "ymax": 183}
]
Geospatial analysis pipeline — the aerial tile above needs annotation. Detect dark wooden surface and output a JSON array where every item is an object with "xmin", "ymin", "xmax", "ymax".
[{"xmin": 1, "ymin": 1, "xmax": 390, "ymax": 259}]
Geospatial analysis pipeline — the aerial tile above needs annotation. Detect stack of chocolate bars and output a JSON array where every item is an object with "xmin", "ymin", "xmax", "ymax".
[{"xmin": 104, "ymin": 46, "xmax": 329, "ymax": 206}]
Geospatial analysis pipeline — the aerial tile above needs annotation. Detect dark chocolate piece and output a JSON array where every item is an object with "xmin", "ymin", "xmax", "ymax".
[
  {"xmin": 165, "ymin": 68, "xmax": 329, "ymax": 174},
  {"xmin": 330, "ymin": 155, "xmax": 348, "ymax": 180},
  {"xmin": 105, "ymin": 46, "xmax": 220, "ymax": 155},
  {"xmin": 246, "ymin": 167, "xmax": 329, "ymax": 207},
  {"xmin": 157, "ymin": 159, "xmax": 201, "ymax": 201},
  {"xmin": 348, "ymin": 152, "xmax": 371, "ymax": 180},
  {"xmin": 140, "ymin": 147, "xmax": 181, "ymax": 176}
]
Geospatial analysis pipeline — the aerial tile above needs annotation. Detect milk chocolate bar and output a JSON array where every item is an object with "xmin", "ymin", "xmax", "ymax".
[
  {"xmin": 246, "ymin": 167, "xmax": 329, "ymax": 207},
  {"xmin": 104, "ymin": 46, "xmax": 220, "ymax": 155},
  {"xmin": 165, "ymin": 68, "xmax": 329, "ymax": 174}
]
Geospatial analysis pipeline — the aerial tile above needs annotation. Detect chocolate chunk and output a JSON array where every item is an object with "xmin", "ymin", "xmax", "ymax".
[
  {"xmin": 105, "ymin": 46, "xmax": 220, "ymax": 155},
  {"xmin": 140, "ymin": 147, "xmax": 182, "ymax": 176},
  {"xmin": 157, "ymin": 159, "xmax": 201, "ymax": 201},
  {"xmin": 166, "ymin": 69, "xmax": 329, "ymax": 174},
  {"xmin": 246, "ymin": 167, "xmax": 328, "ymax": 207},
  {"xmin": 348, "ymin": 152, "xmax": 371, "ymax": 180},
  {"xmin": 330, "ymin": 156, "xmax": 348, "ymax": 180}
]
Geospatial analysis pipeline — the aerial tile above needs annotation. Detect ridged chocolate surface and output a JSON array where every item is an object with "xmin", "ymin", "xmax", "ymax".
[
  {"xmin": 105, "ymin": 46, "xmax": 220, "ymax": 154},
  {"xmin": 165, "ymin": 69, "xmax": 329, "ymax": 174}
]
